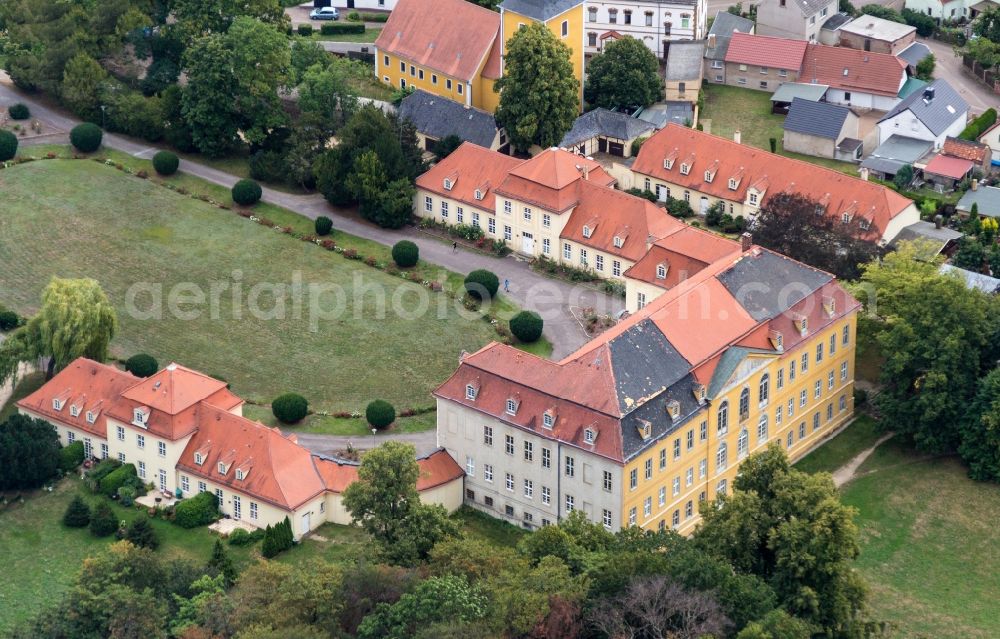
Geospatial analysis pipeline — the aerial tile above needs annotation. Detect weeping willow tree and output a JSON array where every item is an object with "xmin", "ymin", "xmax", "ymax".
[{"xmin": 0, "ymin": 277, "xmax": 118, "ymax": 387}]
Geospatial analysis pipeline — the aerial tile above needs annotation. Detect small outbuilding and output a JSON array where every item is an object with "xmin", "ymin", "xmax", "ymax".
[
  {"xmin": 922, "ymin": 153, "xmax": 974, "ymax": 191},
  {"xmin": 838, "ymin": 14, "xmax": 916, "ymax": 55},
  {"xmin": 782, "ymin": 98, "xmax": 862, "ymax": 161},
  {"xmin": 398, "ymin": 89, "xmax": 507, "ymax": 154},
  {"xmin": 559, "ymin": 108, "xmax": 657, "ymax": 158},
  {"xmin": 957, "ymin": 184, "xmax": 1000, "ymax": 218}
]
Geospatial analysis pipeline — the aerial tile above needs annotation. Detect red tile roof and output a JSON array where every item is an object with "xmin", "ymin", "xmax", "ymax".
[
  {"xmin": 924, "ymin": 153, "xmax": 974, "ymax": 180},
  {"xmin": 632, "ymin": 124, "xmax": 915, "ymax": 242},
  {"xmin": 496, "ymin": 149, "xmax": 614, "ymax": 212},
  {"xmin": 374, "ymin": 0, "xmax": 500, "ymax": 82},
  {"xmin": 724, "ymin": 32, "xmax": 807, "ymax": 70},
  {"xmin": 942, "ymin": 137, "xmax": 990, "ymax": 164},
  {"xmin": 416, "ymin": 142, "xmax": 523, "ymax": 211},
  {"xmin": 624, "ymin": 228, "xmax": 741, "ymax": 289},
  {"xmin": 17, "ymin": 359, "xmax": 138, "ymax": 438},
  {"xmin": 314, "ymin": 448, "xmax": 464, "ymax": 493},
  {"xmin": 800, "ymin": 44, "xmax": 906, "ymax": 97}
]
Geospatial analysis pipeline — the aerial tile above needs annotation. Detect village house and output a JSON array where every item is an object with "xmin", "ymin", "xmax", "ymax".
[
  {"xmin": 876, "ymin": 80, "xmax": 969, "ymax": 148},
  {"xmin": 19, "ymin": 360, "xmax": 464, "ymax": 539},
  {"xmin": 799, "ymin": 43, "xmax": 908, "ymax": 110},
  {"xmin": 978, "ymin": 120, "xmax": 1000, "ymax": 168},
  {"xmin": 398, "ymin": 89, "xmax": 509, "ymax": 154},
  {"xmin": 626, "ymin": 123, "xmax": 921, "ymax": 244},
  {"xmin": 583, "ymin": 0, "xmax": 707, "ymax": 59},
  {"xmin": 435, "ymin": 241, "xmax": 860, "ymax": 533},
  {"xmin": 756, "ymin": 0, "xmax": 839, "ymax": 42},
  {"xmin": 716, "ymin": 32, "xmax": 807, "ymax": 91},
  {"xmin": 904, "ymin": 0, "xmax": 968, "ymax": 22},
  {"xmin": 703, "ymin": 10, "xmax": 755, "ymax": 84},
  {"xmin": 782, "ymin": 98, "xmax": 863, "ymax": 162},
  {"xmin": 664, "ymin": 40, "xmax": 706, "ymax": 104},
  {"xmin": 838, "ymin": 14, "xmax": 917, "ymax": 55}
]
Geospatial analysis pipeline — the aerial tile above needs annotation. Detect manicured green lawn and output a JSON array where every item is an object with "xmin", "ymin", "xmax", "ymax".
[
  {"xmin": 840, "ymin": 440, "xmax": 1000, "ymax": 638},
  {"xmin": 700, "ymin": 84, "xmax": 859, "ymax": 175},
  {"xmin": 0, "ymin": 157, "xmax": 499, "ymax": 412},
  {"xmin": 296, "ymin": 27, "xmax": 382, "ymax": 43},
  {"xmin": 794, "ymin": 415, "xmax": 881, "ymax": 475},
  {"xmin": 243, "ymin": 403, "xmax": 437, "ymax": 436}
]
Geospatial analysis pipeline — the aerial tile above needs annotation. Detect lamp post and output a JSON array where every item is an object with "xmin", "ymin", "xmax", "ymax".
[
  {"xmin": 100, "ymin": 105, "xmax": 107, "ymax": 130},
  {"xmin": 371, "ymin": 428, "xmax": 377, "ymax": 450}
]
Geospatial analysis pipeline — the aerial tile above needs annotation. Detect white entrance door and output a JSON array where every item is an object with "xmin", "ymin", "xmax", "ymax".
[
  {"xmin": 522, "ymin": 232, "xmax": 535, "ymax": 254},
  {"xmin": 700, "ymin": 196, "xmax": 709, "ymax": 214},
  {"xmin": 301, "ymin": 512, "xmax": 311, "ymax": 536}
]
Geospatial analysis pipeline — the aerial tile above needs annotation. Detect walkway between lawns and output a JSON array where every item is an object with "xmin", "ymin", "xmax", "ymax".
[{"xmin": 0, "ymin": 81, "xmax": 622, "ymax": 361}]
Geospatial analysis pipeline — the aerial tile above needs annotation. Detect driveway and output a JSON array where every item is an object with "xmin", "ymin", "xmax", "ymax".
[
  {"xmin": 0, "ymin": 78, "xmax": 622, "ymax": 361},
  {"xmin": 918, "ymin": 37, "xmax": 998, "ymax": 115},
  {"xmin": 293, "ymin": 429, "xmax": 439, "ymax": 457}
]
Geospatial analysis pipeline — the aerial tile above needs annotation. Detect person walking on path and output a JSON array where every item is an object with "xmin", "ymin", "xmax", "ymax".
[
  {"xmin": 452, "ymin": 241, "xmax": 458, "ymax": 252},
  {"xmin": 504, "ymin": 278, "xmax": 510, "ymax": 292}
]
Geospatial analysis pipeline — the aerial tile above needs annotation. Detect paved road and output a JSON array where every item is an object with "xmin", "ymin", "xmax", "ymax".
[
  {"xmin": 295, "ymin": 430, "xmax": 438, "ymax": 457},
  {"xmin": 918, "ymin": 37, "xmax": 998, "ymax": 115}
]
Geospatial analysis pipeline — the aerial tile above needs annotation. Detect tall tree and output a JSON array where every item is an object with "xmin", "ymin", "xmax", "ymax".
[
  {"xmin": 297, "ymin": 58, "xmax": 359, "ymax": 135},
  {"xmin": 589, "ymin": 575, "xmax": 731, "ymax": 639},
  {"xmin": 959, "ymin": 366, "xmax": 1000, "ymax": 482},
  {"xmin": 695, "ymin": 446, "xmax": 868, "ymax": 635},
  {"xmin": 181, "ymin": 34, "xmax": 240, "ymax": 156},
  {"xmin": 584, "ymin": 36, "xmax": 663, "ymax": 109},
  {"xmin": 0, "ymin": 414, "xmax": 61, "ymax": 490},
  {"xmin": 495, "ymin": 22, "xmax": 579, "ymax": 152},
  {"xmin": 61, "ymin": 53, "xmax": 110, "ymax": 122},
  {"xmin": 751, "ymin": 192, "xmax": 878, "ymax": 280},
  {"xmin": 356, "ymin": 575, "xmax": 488, "ymax": 639}
]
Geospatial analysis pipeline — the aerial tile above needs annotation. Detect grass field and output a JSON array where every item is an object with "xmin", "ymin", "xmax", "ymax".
[
  {"xmin": 297, "ymin": 27, "xmax": 382, "ymax": 43},
  {"xmin": 700, "ymin": 84, "xmax": 860, "ymax": 175},
  {"xmin": 0, "ymin": 157, "xmax": 500, "ymax": 413},
  {"xmin": 794, "ymin": 415, "xmax": 880, "ymax": 475}
]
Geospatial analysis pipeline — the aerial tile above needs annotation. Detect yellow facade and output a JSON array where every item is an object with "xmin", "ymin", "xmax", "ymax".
[
  {"xmin": 621, "ymin": 312, "xmax": 858, "ymax": 533},
  {"xmin": 374, "ymin": 50, "xmax": 499, "ymax": 112},
  {"xmin": 501, "ymin": 4, "xmax": 586, "ymax": 107}
]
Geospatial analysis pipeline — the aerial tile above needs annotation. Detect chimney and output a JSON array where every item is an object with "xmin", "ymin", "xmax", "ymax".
[
  {"xmin": 582, "ymin": 164, "xmax": 590, "ymax": 181},
  {"xmin": 859, "ymin": 167, "xmax": 869, "ymax": 181},
  {"xmin": 708, "ymin": 33, "xmax": 717, "ymax": 48},
  {"xmin": 740, "ymin": 232, "xmax": 753, "ymax": 251},
  {"xmin": 972, "ymin": 178, "xmax": 979, "ymax": 191},
  {"xmin": 923, "ymin": 86, "xmax": 935, "ymax": 104},
  {"xmin": 934, "ymin": 214, "xmax": 943, "ymax": 229},
  {"xmin": 733, "ymin": 130, "xmax": 742, "ymax": 144}
]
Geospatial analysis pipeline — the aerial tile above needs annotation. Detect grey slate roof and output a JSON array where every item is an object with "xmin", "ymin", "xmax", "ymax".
[
  {"xmin": 821, "ymin": 12, "xmax": 852, "ymax": 31},
  {"xmin": 559, "ymin": 108, "xmax": 656, "ymax": 147},
  {"xmin": 784, "ymin": 97, "xmax": 851, "ymax": 139},
  {"xmin": 605, "ymin": 319, "xmax": 692, "ymax": 415},
  {"xmin": 940, "ymin": 264, "xmax": 1000, "ymax": 294},
  {"xmin": 770, "ymin": 82, "xmax": 829, "ymax": 103},
  {"xmin": 705, "ymin": 10, "xmax": 755, "ymax": 60},
  {"xmin": 861, "ymin": 134, "xmax": 933, "ymax": 174},
  {"xmin": 957, "ymin": 185, "xmax": 1000, "ymax": 217},
  {"xmin": 635, "ymin": 102, "xmax": 694, "ymax": 129},
  {"xmin": 898, "ymin": 42, "xmax": 932, "ymax": 68},
  {"xmin": 880, "ymin": 78, "xmax": 968, "ymax": 136},
  {"xmin": 499, "ymin": 0, "xmax": 582, "ymax": 21},
  {"xmin": 621, "ymin": 372, "xmax": 703, "ymax": 461},
  {"xmin": 398, "ymin": 89, "xmax": 498, "ymax": 148},
  {"xmin": 665, "ymin": 41, "xmax": 706, "ymax": 81},
  {"xmin": 717, "ymin": 250, "xmax": 833, "ymax": 321},
  {"xmin": 889, "ymin": 220, "xmax": 962, "ymax": 253}
]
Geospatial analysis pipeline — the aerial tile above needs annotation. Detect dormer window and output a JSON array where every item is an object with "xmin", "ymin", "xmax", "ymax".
[
  {"xmin": 474, "ymin": 189, "xmax": 484, "ymax": 201},
  {"xmin": 667, "ymin": 399, "xmax": 681, "ymax": 421},
  {"xmin": 656, "ymin": 263, "xmax": 667, "ymax": 279},
  {"xmin": 583, "ymin": 225, "xmax": 592, "ymax": 238},
  {"xmin": 584, "ymin": 428, "xmax": 596, "ymax": 444},
  {"xmin": 841, "ymin": 212, "xmax": 851, "ymax": 223},
  {"xmin": 637, "ymin": 420, "xmax": 652, "ymax": 440},
  {"xmin": 814, "ymin": 204, "xmax": 825, "ymax": 216},
  {"xmin": 218, "ymin": 462, "xmax": 227, "ymax": 475},
  {"xmin": 236, "ymin": 469, "xmax": 246, "ymax": 481},
  {"xmin": 769, "ymin": 329, "xmax": 784, "ymax": 351},
  {"xmin": 466, "ymin": 384, "xmax": 478, "ymax": 400},
  {"xmin": 443, "ymin": 178, "xmax": 453, "ymax": 191},
  {"xmin": 748, "ymin": 192, "xmax": 759, "ymax": 205},
  {"xmin": 70, "ymin": 405, "xmax": 80, "ymax": 417},
  {"xmin": 822, "ymin": 295, "xmax": 836, "ymax": 317},
  {"xmin": 859, "ymin": 219, "xmax": 870, "ymax": 231},
  {"xmin": 692, "ymin": 384, "xmax": 707, "ymax": 404},
  {"xmin": 613, "ymin": 236, "xmax": 623, "ymax": 248},
  {"xmin": 53, "ymin": 399, "xmax": 63, "ymax": 411},
  {"xmin": 195, "ymin": 452, "xmax": 204, "ymax": 465},
  {"xmin": 506, "ymin": 398, "xmax": 518, "ymax": 415},
  {"xmin": 543, "ymin": 412, "xmax": 554, "ymax": 429},
  {"xmin": 664, "ymin": 158, "xmax": 674, "ymax": 170},
  {"xmin": 86, "ymin": 411, "xmax": 96, "ymax": 424},
  {"xmin": 728, "ymin": 177, "xmax": 738, "ymax": 190},
  {"xmin": 704, "ymin": 170, "xmax": 714, "ymax": 183},
  {"xmin": 680, "ymin": 163, "xmax": 690, "ymax": 175},
  {"xmin": 132, "ymin": 408, "xmax": 148, "ymax": 427},
  {"xmin": 794, "ymin": 314, "xmax": 808, "ymax": 335}
]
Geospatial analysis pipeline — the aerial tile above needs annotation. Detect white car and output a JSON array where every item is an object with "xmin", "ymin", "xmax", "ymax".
[{"xmin": 309, "ymin": 7, "xmax": 340, "ymax": 20}]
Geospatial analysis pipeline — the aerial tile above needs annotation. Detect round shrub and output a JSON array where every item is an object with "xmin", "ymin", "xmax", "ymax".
[
  {"xmin": 232, "ymin": 178, "xmax": 263, "ymax": 206},
  {"xmin": 89, "ymin": 502, "xmax": 119, "ymax": 537},
  {"xmin": 464, "ymin": 269, "xmax": 499, "ymax": 301},
  {"xmin": 117, "ymin": 485, "xmax": 136, "ymax": 507},
  {"xmin": 8, "ymin": 103, "xmax": 30, "ymax": 120},
  {"xmin": 152, "ymin": 150, "xmax": 179, "ymax": 176},
  {"xmin": 272, "ymin": 392, "xmax": 309, "ymax": 424},
  {"xmin": 0, "ymin": 310, "xmax": 20, "ymax": 331},
  {"xmin": 510, "ymin": 311, "xmax": 544, "ymax": 343},
  {"xmin": 70, "ymin": 122, "xmax": 103, "ymax": 153},
  {"xmin": 391, "ymin": 240, "xmax": 419, "ymax": 268},
  {"xmin": 365, "ymin": 399, "xmax": 396, "ymax": 430},
  {"xmin": 315, "ymin": 215, "xmax": 334, "ymax": 236},
  {"xmin": 63, "ymin": 495, "xmax": 91, "ymax": 528},
  {"xmin": 99, "ymin": 463, "xmax": 138, "ymax": 497},
  {"xmin": 125, "ymin": 353, "xmax": 159, "ymax": 378},
  {"xmin": 0, "ymin": 130, "xmax": 18, "ymax": 162},
  {"xmin": 174, "ymin": 491, "xmax": 220, "ymax": 528},
  {"xmin": 59, "ymin": 441, "xmax": 86, "ymax": 473},
  {"xmin": 228, "ymin": 527, "xmax": 253, "ymax": 546}
]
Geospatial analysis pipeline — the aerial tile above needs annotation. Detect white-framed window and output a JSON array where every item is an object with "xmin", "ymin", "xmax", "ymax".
[
  {"xmin": 790, "ymin": 359, "xmax": 797, "ymax": 381},
  {"xmin": 699, "ymin": 459, "xmax": 707, "ymax": 479},
  {"xmin": 198, "ymin": 481, "xmax": 206, "ymax": 493},
  {"xmin": 830, "ymin": 333, "xmax": 837, "ymax": 355},
  {"xmin": 630, "ymin": 468, "xmax": 638, "ymax": 489},
  {"xmin": 67, "ymin": 432, "xmax": 76, "ymax": 444},
  {"xmin": 542, "ymin": 448, "xmax": 551, "ymax": 468},
  {"xmin": 250, "ymin": 502, "xmax": 258, "ymax": 520},
  {"xmin": 628, "ymin": 507, "xmax": 636, "ymax": 526},
  {"xmin": 484, "ymin": 464, "xmax": 493, "ymax": 482},
  {"xmin": 843, "ymin": 324, "xmax": 850, "ymax": 345},
  {"xmin": 758, "ymin": 414, "xmax": 769, "ymax": 442},
  {"xmin": 814, "ymin": 380, "xmax": 822, "ymax": 399},
  {"xmin": 457, "ymin": 83, "xmax": 463, "ymax": 95},
  {"xmin": 584, "ymin": 428, "xmax": 596, "ymax": 444},
  {"xmin": 542, "ymin": 485, "xmax": 551, "ymax": 504},
  {"xmin": 841, "ymin": 361, "xmax": 849, "ymax": 381},
  {"xmin": 716, "ymin": 442, "xmax": 728, "ymax": 471},
  {"xmin": 481, "ymin": 425, "xmax": 492, "ymax": 447},
  {"xmin": 181, "ymin": 475, "xmax": 190, "ymax": 493},
  {"xmin": 70, "ymin": 404, "xmax": 80, "ymax": 417},
  {"xmin": 116, "ymin": 425, "xmax": 125, "ymax": 441},
  {"xmin": 565, "ymin": 494, "xmax": 575, "ymax": 512},
  {"xmin": 505, "ymin": 473, "xmax": 514, "ymax": 491},
  {"xmin": 603, "ymin": 509, "xmax": 613, "ymax": 529},
  {"xmin": 717, "ymin": 479, "xmax": 728, "ymax": 497},
  {"xmin": 86, "ymin": 411, "xmax": 95, "ymax": 424},
  {"xmin": 686, "ymin": 467, "xmax": 694, "ymax": 486},
  {"xmin": 717, "ymin": 400, "xmax": 729, "ymax": 435},
  {"xmin": 158, "ymin": 441, "xmax": 167, "ymax": 458},
  {"xmin": 645, "ymin": 458, "xmax": 653, "ymax": 479},
  {"xmin": 117, "ymin": 452, "xmax": 125, "ymax": 463},
  {"xmin": 137, "ymin": 434, "xmax": 145, "ymax": 449},
  {"xmin": 542, "ymin": 213, "xmax": 551, "ymax": 228},
  {"xmin": 456, "ymin": 207, "xmax": 464, "ymax": 223},
  {"xmin": 53, "ymin": 398, "xmax": 63, "ymax": 411},
  {"xmin": 542, "ymin": 238, "xmax": 551, "ymax": 255},
  {"xmin": 446, "ymin": 78, "xmax": 453, "ymax": 90},
  {"xmin": 488, "ymin": 217, "xmax": 496, "ymax": 234},
  {"xmin": 506, "ymin": 399, "xmax": 517, "ymax": 416},
  {"xmin": 595, "ymin": 255, "xmax": 604, "ymax": 272},
  {"xmin": 816, "ymin": 342, "xmax": 824, "ymax": 363},
  {"xmin": 828, "ymin": 371, "xmax": 835, "ymax": 390},
  {"xmin": 424, "ymin": 195, "xmax": 432, "ymax": 212},
  {"xmin": 503, "ymin": 200, "xmax": 512, "ymax": 214},
  {"xmin": 215, "ymin": 488, "xmax": 223, "ymax": 507},
  {"xmin": 441, "ymin": 201, "xmax": 449, "ymax": 218},
  {"xmin": 737, "ymin": 428, "xmax": 749, "ymax": 459},
  {"xmin": 542, "ymin": 412, "xmax": 554, "ymax": 429},
  {"xmin": 466, "ymin": 456, "xmax": 475, "ymax": 476},
  {"xmin": 561, "ymin": 19, "xmax": 568, "ymax": 36},
  {"xmin": 523, "ymin": 479, "xmax": 533, "ymax": 498},
  {"xmin": 801, "ymin": 352, "xmax": 809, "ymax": 372},
  {"xmin": 672, "ymin": 476, "xmax": 681, "ymax": 496},
  {"xmin": 776, "ymin": 405, "xmax": 783, "ymax": 424},
  {"xmin": 472, "ymin": 212, "xmax": 480, "ymax": 228},
  {"xmin": 524, "ymin": 440, "xmax": 533, "ymax": 461},
  {"xmin": 523, "ymin": 207, "xmax": 532, "ymax": 221},
  {"xmin": 673, "ymin": 438, "xmax": 681, "ymax": 460},
  {"xmin": 656, "ymin": 264, "xmax": 667, "ymax": 279},
  {"xmin": 644, "ymin": 496, "xmax": 652, "ymax": 517},
  {"xmin": 100, "ymin": 443, "xmax": 109, "ymax": 458},
  {"xmin": 505, "ymin": 434, "xmax": 515, "ymax": 454},
  {"xmin": 503, "ymin": 225, "xmax": 512, "ymax": 241},
  {"xmin": 563, "ymin": 243, "xmax": 572, "ymax": 260},
  {"xmin": 603, "ymin": 470, "xmax": 612, "ymax": 491},
  {"xmin": 138, "ymin": 461, "xmax": 146, "ymax": 479},
  {"xmin": 579, "ymin": 249, "xmax": 588, "ymax": 266},
  {"xmin": 565, "ymin": 456, "xmax": 575, "ymax": 477},
  {"xmin": 637, "ymin": 292, "xmax": 646, "ymax": 309},
  {"xmin": 759, "ymin": 373, "xmax": 770, "ymax": 405},
  {"xmin": 612, "ymin": 260, "xmax": 622, "ymax": 277},
  {"xmin": 466, "ymin": 384, "xmax": 477, "ymax": 400},
  {"xmin": 788, "ymin": 398, "xmax": 795, "ymax": 418},
  {"xmin": 158, "ymin": 468, "xmax": 167, "ymax": 491}
]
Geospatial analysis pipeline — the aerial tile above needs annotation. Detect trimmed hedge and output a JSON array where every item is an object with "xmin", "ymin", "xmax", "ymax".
[
  {"xmin": 232, "ymin": 179, "xmax": 263, "ymax": 206},
  {"xmin": 0, "ymin": 130, "xmax": 18, "ymax": 162},
  {"xmin": 174, "ymin": 491, "xmax": 219, "ymax": 528},
  {"xmin": 464, "ymin": 269, "xmax": 499, "ymax": 301},
  {"xmin": 70, "ymin": 123, "xmax": 103, "ymax": 153},
  {"xmin": 960, "ymin": 108, "xmax": 998, "ymax": 142},
  {"xmin": 125, "ymin": 353, "xmax": 159, "ymax": 377},
  {"xmin": 320, "ymin": 22, "xmax": 365, "ymax": 35},
  {"xmin": 298, "ymin": 23, "xmax": 313, "ymax": 36},
  {"xmin": 365, "ymin": 399, "xmax": 395, "ymax": 429},
  {"xmin": 99, "ymin": 463, "xmax": 138, "ymax": 498},
  {"xmin": 391, "ymin": 240, "xmax": 419, "ymax": 268},
  {"xmin": 59, "ymin": 441, "xmax": 86, "ymax": 473},
  {"xmin": 63, "ymin": 495, "xmax": 91, "ymax": 528},
  {"xmin": 8, "ymin": 103, "xmax": 30, "ymax": 120},
  {"xmin": 152, "ymin": 150, "xmax": 180, "ymax": 176},
  {"xmin": 86, "ymin": 459, "xmax": 122, "ymax": 485},
  {"xmin": 272, "ymin": 392, "xmax": 309, "ymax": 424},
  {"xmin": 315, "ymin": 215, "xmax": 334, "ymax": 236},
  {"xmin": 510, "ymin": 311, "xmax": 544, "ymax": 343}
]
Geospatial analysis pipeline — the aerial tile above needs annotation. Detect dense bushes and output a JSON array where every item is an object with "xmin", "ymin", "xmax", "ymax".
[
  {"xmin": 99, "ymin": 463, "xmax": 138, "ymax": 498},
  {"xmin": 321, "ymin": 22, "xmax": 364, "ymax": 35},
  {"xmin": 297, "ymin": 23, "xmax": 313, "ymax": 36},
  {"xmin": 902, "ymin": 8, "xmax": 936, "ymax": 36},
  {"xmin": 510, "ymin": 311, "xmax": 544, "ymax": 343},
  {"xmin": 272, "ymin": 392, "xmax": 309, "ymax": 424},
  {"xmin": 125, "ymin": 516, "xmax": 159, "ymax": 550},
  {"xmin": 261, "ymin": 516, "xmax": 295, "ymax": 557},
  {"xmin": 232, "ymin": 179, "xmax": 263, "ymax": 206},
  {"xmin": 152, "ymin": 151, "xmax": 179, "ymax": 176},
  {"xmin": 248, "ymin": 150, "xmax": 289, "ymax": 183},
  {"xmin": 8, "ymin": 103, "xmax": 30, "ymax": 120},
  {"xmin": 70, "ymin": 123, "xmax": 103, "ymax": 153},
  {"xmin": 62, "ymin": 495, "xmax": 91, "ymax": 528},
  {"xmin": 961, "ymin": 108, "xmax": 998, "ymax": 141},
  {"xmin": 89, "ymin": 502, "xmax": 118, "ymax": 537},
  {"xmin": 125, "ymin": 353, "xmax": 159, "ymax": 377},
  {"xmin": 392, "ymin": 240, "xmax": 419, "ymax": 268},
  {"xmin": 86, "ymin": 459, "xmax": 122, "ymax": 488},
  {"xmin": 0, "ymin": 414, "xmax": 62, "ymax": 490},
  {"xmin": 315, "ymin": 216, "xmax": 334, "ymax": 236},
  {"xmin": 0, "ymin": 309, "xmax": 20, "ymax": 330},
  {"xmin": 464, "ymin": 269, "xmax": 500, "ymax": 301},
  {"xmin": 173, "ymin": 491, "xmax": 220, "ymax": 529},
  {"xmin": 59, "ymin": 441, "xmax": 86, "ymax": 473},
  {"xmin": 366, "ymin": 399, "xmax": 396, "ymax": 429},
  {"xmin": 0, "ymin": 130, "xmax": 18, "ymax": 162}
]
